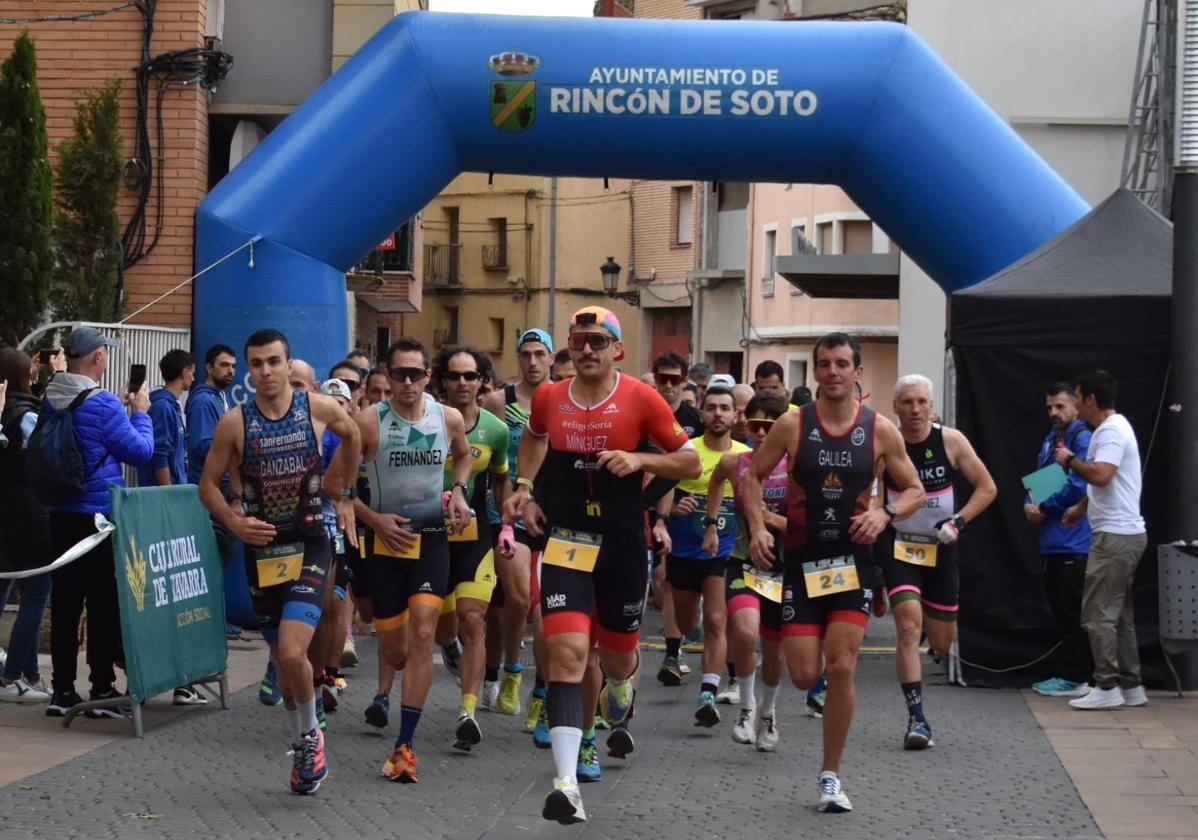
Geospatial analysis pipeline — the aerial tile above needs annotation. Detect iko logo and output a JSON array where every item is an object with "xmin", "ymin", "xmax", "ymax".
[
  {"xmin": 808, "ymin": 427, "xmax": 823, "ymax": 442},
  {"xmin": 545, "ymin": 593, "xmax": 567, "ymax": 609},
  {"xmin": 851, "ymin": 427, "xmax": 866, "ymax": 447}
]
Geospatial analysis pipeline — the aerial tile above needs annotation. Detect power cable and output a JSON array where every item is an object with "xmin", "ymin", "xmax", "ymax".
[{"xmin": 0, "ymin": 1, "xmax": 137, "ymax": 24}]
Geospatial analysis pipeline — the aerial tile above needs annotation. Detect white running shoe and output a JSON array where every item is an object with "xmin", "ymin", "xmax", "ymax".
[
  {"xmin": 731, "ymin": 707, "xmax": 756, "ymax": 744},
  {"xmin": 755, "ymin": 713, "xmax": 779, "ymax": 752},
  {"xmin": 1121, "ymin": 684, "xmax": 1149, "ymax": 707},
  {"xmin": 716, "ymin": 678, "xmax": 740, "ymax": 705},
  {"xmin": 817, "ymin": 772, "xmax": 852, "ymax": 813},
  {"xmin": 542, "ymin": 777, "xmax": 587, "ymax": 825},
  {"xmin": 1069, "ymin": 685, "xmax": 1125, "ymax": 710},
  {"xmin": 480, "ymin": 679, "xmax": 500, "ymax": 711},
  {"xmin": 0, "ymin": 677, "xmax": 50, "ymax": 704}
]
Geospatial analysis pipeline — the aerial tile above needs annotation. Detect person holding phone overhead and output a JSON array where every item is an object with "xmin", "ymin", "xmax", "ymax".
[{"xmin": 33, "ymin": 327, "xmax": 153, "ymax": 719}]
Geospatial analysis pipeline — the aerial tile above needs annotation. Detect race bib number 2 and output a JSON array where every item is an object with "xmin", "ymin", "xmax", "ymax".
[
  {"xmin": 542, "ymin": 527, "xmax": 602, "ymax": 573},
  {"xmin": 256, "ymin": 541, "xmax": 303, "ymax": 588},
  {"xmin": 801, "ymin": 554, "xmax": 860, "ymax": 598},
  {"xmin": 894, "ymin": 533, "xmax": 938, "ymax": 567}
]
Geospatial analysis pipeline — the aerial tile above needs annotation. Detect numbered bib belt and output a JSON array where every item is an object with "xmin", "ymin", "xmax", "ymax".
[
  {"xmin": 256, "ymin": 541, "xmax": 304, "ymax": 588},
  {"xmin": 374, "ymin": 527, "xmax": 422, "ymax": 560},
  {"xmin": 542, "ymin": 527, "xmax": 602, "ymax": 574},
  {"xmin": 447, "ymin": 515, "xmax": 480, "ymax": 543},
  {"xmin": 894, "ymin": 532, "xmax": 938, "ymax": 567},
  {"xmin": 743, "ymin": 566, "xmax": 783, "ymax": 603},
  {"xmin": 801, "ymin": 554, "xmax": 860, "ymax": 598},
  {"xmin": 695, "ymin": 496, "xmax": 735, "ymax": 537}
]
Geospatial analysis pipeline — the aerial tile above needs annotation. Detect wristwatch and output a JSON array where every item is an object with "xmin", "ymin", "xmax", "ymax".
[
  {"xmin": 883, "ymin": 503, "xmax": 898, "ymax": 520},
  {"xmin": 340, "ymin": 486, "xmax": 357, "ymax": 500},
  {"xmin": 703, "ymin": 516, "xmax": 720, "ymax": 528},
  {"xmin": 452, "ymin": 481, "xmax": 469, "ymax": 494}
]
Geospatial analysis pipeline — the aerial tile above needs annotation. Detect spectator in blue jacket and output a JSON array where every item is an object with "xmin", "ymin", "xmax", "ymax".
[
  {"xmin": 1025, "ymin": 382, "xmax": 1093, "ymax": 697},
  {"xmin": 184, "ymin": 345, "xmax": 236, "ymax": 485},
  {"xmin": 137, "ymin": 349, "xmax": 194, "ymax": 489},
  {"xmin": 43, "ymin": 326, "xmax": 153, "ymax": 718}
]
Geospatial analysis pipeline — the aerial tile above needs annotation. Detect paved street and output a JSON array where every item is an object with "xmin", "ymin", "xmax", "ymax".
[{"xmin": 0, "ymin": 629, "xmax": 1102, "ymax": 840}]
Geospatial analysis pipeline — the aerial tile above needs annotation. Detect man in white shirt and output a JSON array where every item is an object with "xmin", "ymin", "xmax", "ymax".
[{"xmin": 1055, "ymin": 370, "xmax": 1148, "ymax": 710}]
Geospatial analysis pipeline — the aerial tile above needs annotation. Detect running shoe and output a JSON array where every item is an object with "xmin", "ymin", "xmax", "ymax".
[
  {"xmin": 598, "ymin": 680, "xmax": 634, "ymax": 727},
  {"xmin": 678, "ymin": 650, "xmax": 691, "ymax": 675},
  {"xmin": 577, "ymin": 737, "xmax": 601, "ymax": 782},
  {"xmin": 320, "ymin": 679, "xmax": 339, "ymax": 712},
  {"xmin": 340, "ymin": 638, "xmax": 359, "ymax": 669},
  {"xmin": 365, "ymin": 693, "xmax": 390, "ymax": 728},
  {"xmin": 533, "ymin": 701, "xmax": 551, "ymax": 749},
  {"xmin": 225, "ymin": 622, "xmax": 243, "ymax": 640},
  {"xmin": 290, "ymin": 727, "xmax": 328, "ymax": 794},
  {"xmin": 716, "ymin": 678, "xmax": 740, "ymax": 705},
  {"xmin": 755, "ymin": 713, "xmax": 779, "ymax": 752},
  {"xmin": 45, "ymin": 689, "xmax": 83, "ymax": 718},
  {"xmin": 333, "ymin": 674, "xmax": 348, "ymax": 693},
  {"xmin": 817, "ymin": 772, "xmax": 852, "ymax": 813},
  {"xmin": 1121, "ymin": 684, "xmax": 1149, "ymax": 707},
  {"xmin": 0, "ymin": 677, "xmax": 50, "ymax": 704},
  {"xmin": 382, "ymin": 742, "xmax": 419, "ymax": 783},
  {"xmin": 594, "ymin": 712, "xmax": 611, "ymax": 730},
  {"xmin": 495, "ymin": 669, "xmax": 522, "ymax": 715},
  {"xmin": 1069, "ymin": 685, "xmax": 1125, "ymax": 710},
  {"xmin": 657, "ymin": 656, "xmax": 683, "ymax": 687},
  {"xmin": 542, "ymin": 777, "xmax": 587, "ymax": 825},
  {"xmin": 315, "ymin": 695, "xmax": 327, "ymax": 730},
  {"xmin": 1032, "ymin": 677, "xmax": 1090, "ymax": 697},
  {"xmin": 904, "ymin": 716, "xmax": 933, "ymax": 750},
  {"xmin": 732, "ymin": 707, "xmax": 756, "ymax": 744},
  {"xmin": 606, "ymin": 724, "xmax": 635, "ymax": 759},
  {"xmin": 442, "ymin": 640, "xmax": 463, "ymax": 686},
  {"xmin": 85, "ymin": 687, "xmax": 131, "ymax": 718},
  {"xmin": 172, "ymin": 685, "xmax": 208, "ymax": 706},
  {"xmin": 259, "ymin": 661, "xmax": 283, "ymax": 707},
  {"xmin": 480, "ymin": 679, "xmax": 500, "ymax": 711},
  {"xmin": 453, "ymin": 713, "xmax": 483, "ymax": 751},
  {"xmin": 524, "ymin": 691, "xmax": 544, "ymax": 733},
  {"xmin": 694, "ymin": 690, "xmax": 720, "ymax": 728},
  {"xmin": 806, "ymin": 688, "xmax": 826, "ymax": 719}
]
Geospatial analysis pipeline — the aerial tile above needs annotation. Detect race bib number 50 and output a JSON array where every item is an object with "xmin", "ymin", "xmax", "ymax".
[
  {"xmin": 801, "ymin": 554, "xmax": 860, "ymax": 598},
  {"xmin": 894, "ymin": 532, "xmax": 938, "ymax": 567},
  {"xmin": 542, "ymin": 527, "xmax": 602, "ymax": 573}
]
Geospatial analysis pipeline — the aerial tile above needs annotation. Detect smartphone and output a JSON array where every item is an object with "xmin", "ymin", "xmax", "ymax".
[
  {"xmin": 38, "ymin": 349, "xmax": 52, "ymax": 365},
  {"xmin": 128, "ymin": 364, "xmax": 147, "ymax": 394}
]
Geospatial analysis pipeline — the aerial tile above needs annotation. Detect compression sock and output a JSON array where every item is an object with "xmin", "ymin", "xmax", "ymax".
[
  {"xmin": 548, "ymin": 681, "xmax": 583, "ymax": 783},
  {"xmin": 760, "ymin": 680, "xmax": 781, "ymax": 717},
  {"xmin": 901, "ymin": 680, "xmax": 924, "ymax": 722},
  {"xmin": 665, "ymin": 637, "xmax": 681, "ymax": 659},
  {"xmin": 460, "ymin": 694, "xmax": 478, "ymax": 718},
  {"xmin": 297, "ymin": 696, "xmax": 319, "ymax": 735},
  {"xmin": 739, "ymin": 671, "xmax": 757, "ymax": 709},
  {"xmin": 485, "ymin": 665, "xmax": 500, "ymax": 683},
  {"xmin": 397, "ymin": 705, "xmax": 422, "ymax": 747},
  {"xmin": 701, "ymin": 673, "xmax": 721, "ymax": 696}
]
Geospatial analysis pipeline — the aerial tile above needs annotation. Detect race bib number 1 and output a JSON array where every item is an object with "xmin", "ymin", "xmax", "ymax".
[
  {"xmin": 256, "ymin": 541, "xmax": 304, "ymax": 588},
  {"xmin": 894, "ymin": 533, "xmax": 938, "ymax": 567},
  {"xmin": 374, "ymin": 528, "xmax": 421, "ymax": 560},
  {"xmin": 542, "ymin": 527, "xmax": 602, "ymax": 573},
  {"xmin": 801, "ymin": 554, "xmax": 860, "ymax": 598}
]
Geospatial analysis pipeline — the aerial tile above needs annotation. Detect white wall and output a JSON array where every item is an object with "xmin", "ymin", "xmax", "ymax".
[{"xmin": 899, "ymin": 0, "xmax": 1141, "ymax": 401}]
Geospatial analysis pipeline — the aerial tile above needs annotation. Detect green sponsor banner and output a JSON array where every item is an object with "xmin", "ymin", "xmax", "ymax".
[{"xmin": 111, "ymin": 485, "xmax": 227, "ymax": 702}]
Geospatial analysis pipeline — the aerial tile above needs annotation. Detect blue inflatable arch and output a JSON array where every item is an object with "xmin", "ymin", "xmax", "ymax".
[{"xmin": 195, "ymin": 12, "xmax": 1088, "ymax": 377}]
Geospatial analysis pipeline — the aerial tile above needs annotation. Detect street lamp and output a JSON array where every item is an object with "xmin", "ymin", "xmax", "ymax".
[{"xmin": 600, "ymin": 256, "xmax": 639, "ymax": 306}]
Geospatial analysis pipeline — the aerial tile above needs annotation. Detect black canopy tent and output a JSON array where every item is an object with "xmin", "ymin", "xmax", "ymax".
[{"xmin": 947, "ymin": 189, "xmax": 1172, "ymax": 685}]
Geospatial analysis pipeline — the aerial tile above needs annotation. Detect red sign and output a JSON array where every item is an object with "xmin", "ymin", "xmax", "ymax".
[{"xmin": 377, "ymin": 234, "xmax": 396, "ymax": 251}]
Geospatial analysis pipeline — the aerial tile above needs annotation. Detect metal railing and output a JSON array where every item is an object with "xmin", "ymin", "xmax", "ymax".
[
  {"xmin": 19, "ymin": 321, "xmax": 192, "ymax": 397},
  {"xmin": 424, "ymin": 243, "xmax": 461, "ymax": 285},
  {"xmin": 482, "ymin": 244, "xmax": 508, "ymax": 269}
]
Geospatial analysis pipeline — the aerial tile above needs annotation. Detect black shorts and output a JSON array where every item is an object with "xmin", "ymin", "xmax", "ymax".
[
  {"xmin": 725, "ymin": 563, "xmax": 783, "ymax": 641},
  {"xmin": 781, "ymin": 553, "xmax": 872, "ymax": 638},
  {"xmin": 540, "ymin": 530, "xmax": 647, "ymax": 652},
  {"xmin": 244, "ymin": 537, "xmax": 333, "ymax": 643},
  {"xmin": 666, "ymin": 555, "xmax": 728, "ymax": 593},
  {"xmin": 877, "ymin": 529, "xmax": 960, "ymax": 622},
  {"xmin": 369, "ymin": 527, "xmax": 450, "ymax": 631}
]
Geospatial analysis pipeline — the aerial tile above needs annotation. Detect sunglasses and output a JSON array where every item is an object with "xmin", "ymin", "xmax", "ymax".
[
  {"xmin": 338, "ymin": 377, "xmax": 361, "ymax": 392},
  {"xmin": 567, "ymin": 333, "xmax": 613, "ymax": 352},
  {"xmin": 746, "ymin": 418, "xmax": 776, "ymax": 434},
  {"xmin": 654, "ymin": 372, "xmax": 685, "ymax": 386},
  {"xmin": 388, "ymin": 366, "xmax": 427, "ymax": 383},
  {"xmin": 443, "ymin": 370, "xmax": 481, "ymax": 382}
]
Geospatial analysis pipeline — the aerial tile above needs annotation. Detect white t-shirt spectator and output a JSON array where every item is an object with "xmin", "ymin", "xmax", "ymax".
[{"xmin": 1085, "ymin": 413, "xmax": 1145, "ymax": 535}]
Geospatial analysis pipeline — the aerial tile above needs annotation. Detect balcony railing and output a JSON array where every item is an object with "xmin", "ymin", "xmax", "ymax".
[
  {"xmin": 482, "ymin": 244, "xmax": 508, "ymax": 270},
  {"xmin": 424, "ymin": 243, "xmax": 461, "ymax": 286}
]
